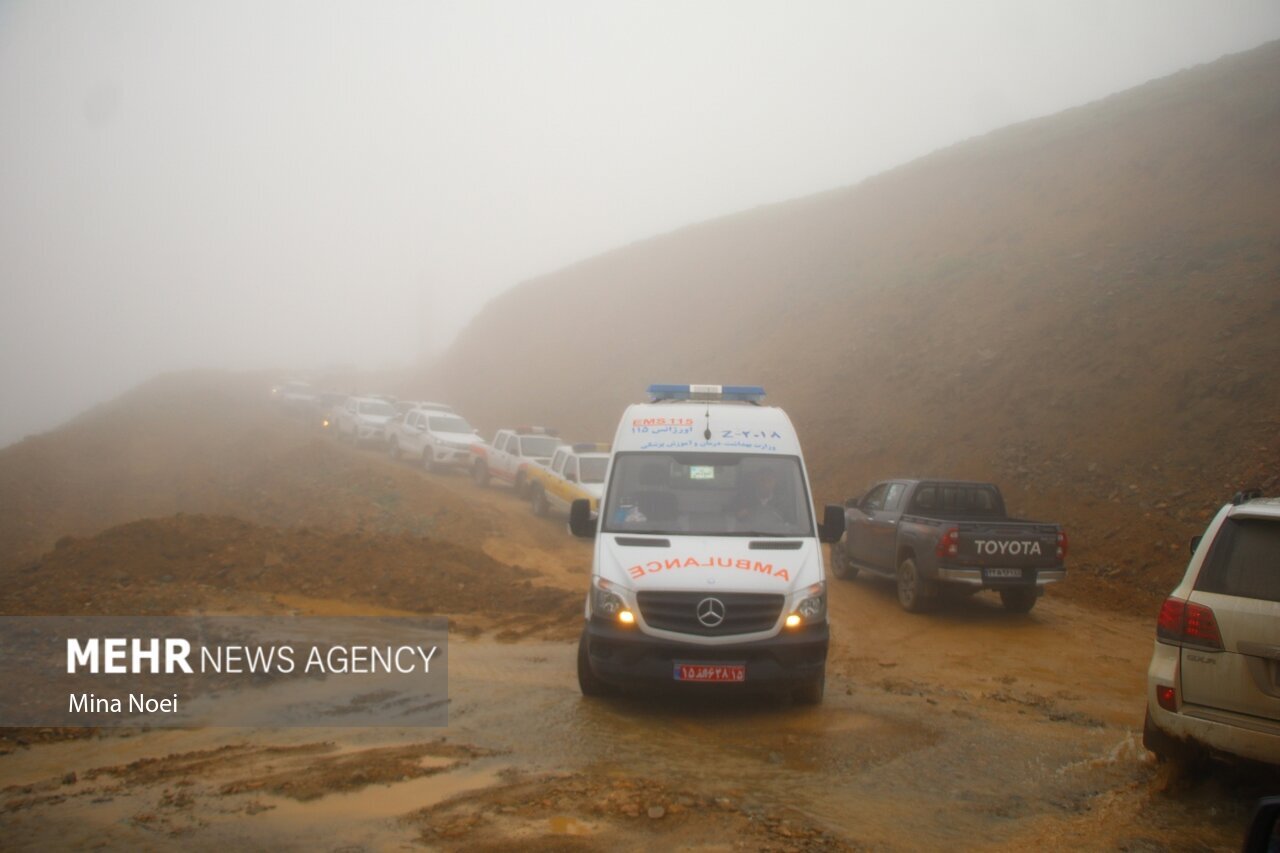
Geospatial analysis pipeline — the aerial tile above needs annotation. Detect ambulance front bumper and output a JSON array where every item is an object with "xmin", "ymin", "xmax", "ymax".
[{"xmin": 583, "ymin": 618, "xmax": 827, "ymax": 691}]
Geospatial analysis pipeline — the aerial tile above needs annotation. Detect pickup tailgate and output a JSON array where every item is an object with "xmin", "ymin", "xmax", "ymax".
[{"xmin": 954, "ymin": 522, "xmax": 1062, "ymax": 569}]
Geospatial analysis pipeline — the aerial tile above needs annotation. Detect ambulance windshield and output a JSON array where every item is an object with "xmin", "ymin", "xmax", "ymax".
[{"xmin": 602, "ymin": 452, "xmax": 813, "ymax": 537}]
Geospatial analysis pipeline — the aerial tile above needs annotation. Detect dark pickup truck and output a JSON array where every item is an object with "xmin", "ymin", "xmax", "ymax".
[{"xmin": 830, "ymin": 479, "xmax": 1067, "ymax": 613}]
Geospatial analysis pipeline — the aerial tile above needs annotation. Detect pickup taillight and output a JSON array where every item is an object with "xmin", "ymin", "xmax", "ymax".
[
  {"xmin": 1156, "ymin": 596, "xmax": 1223, "ymax": 650},
  {"xmin": 1056, "ymin": 529, "xmax": 1068, "ymax": 560},
  {"xmin": 935, "ymin": 527, "xmax": 960, "ymax": 559}
]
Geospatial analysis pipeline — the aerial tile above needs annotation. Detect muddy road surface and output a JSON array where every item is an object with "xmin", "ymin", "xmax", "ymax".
[{"xmin": 2, "ymin": 409, "xmax": 1275, "ymax": 851}]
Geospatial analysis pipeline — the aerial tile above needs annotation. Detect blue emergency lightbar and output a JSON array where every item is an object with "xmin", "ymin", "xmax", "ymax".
[{"xmin": 647, "ymin": 384, "xmax": 766, "ymax": 403}]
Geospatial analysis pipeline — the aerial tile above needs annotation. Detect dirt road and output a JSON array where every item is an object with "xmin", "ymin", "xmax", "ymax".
[{"xmin": 1, "ymin": 407, "xmax": 1274, "ymax": 851}]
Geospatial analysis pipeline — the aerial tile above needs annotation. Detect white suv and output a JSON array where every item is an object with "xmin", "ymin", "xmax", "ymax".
[
  {"xmin": 335, "ymin": 396, "xmax": 397, "ymax": 445},
  {"xmin": 1144, "ymin": 491, "xmax": 1280, "ymax": 767},
  {"xmin": 388, "ymin": 409, "xmax": 482, "ymax": 471}
]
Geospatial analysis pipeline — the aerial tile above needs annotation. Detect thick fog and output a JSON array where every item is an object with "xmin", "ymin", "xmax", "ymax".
[{"xmin": 2, "ymin": 0, "xmax": 1278, "ymax": 447}]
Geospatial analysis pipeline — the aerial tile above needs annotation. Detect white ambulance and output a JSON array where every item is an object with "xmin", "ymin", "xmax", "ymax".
[{"xmin": 569, "ymin": 384, "xmax": 845, "ymax": 704}]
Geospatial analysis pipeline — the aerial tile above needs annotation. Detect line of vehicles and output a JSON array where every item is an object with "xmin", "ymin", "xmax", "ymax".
[
  {"xmin": 273, "ymin": 380, "xmax": 1278, "ymax": 770},
  {"xmin": 271, "ymin": 382, "xmax": 607, "ymax": 521}
]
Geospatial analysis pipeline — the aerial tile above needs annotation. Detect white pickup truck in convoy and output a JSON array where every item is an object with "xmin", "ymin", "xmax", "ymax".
[
  {"xmin": 274, "ymin": 380, "xmax": 317, "ymax": 415},
  {"xmin": 526, "ymin": 443, "xmax": 611, "ymax": 517},
  {"xmin": 568, "ymin": 384, "xmax": 845, "ymax": 704},
  {"xmin": 469, "ymin": 427, "xmax": 563, "ymax": 495},
  {"xmin": 387, "ymin": 409, "xmax": 483, "ymax": 471},
  {"xmin": 335, "ymin": 396, "xmax": 396, "ymax": 445}
]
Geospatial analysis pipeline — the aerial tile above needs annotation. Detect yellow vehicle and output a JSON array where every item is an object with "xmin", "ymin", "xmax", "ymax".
[{"xmin": 527, "ymin": 443, "xmax": 610, "ymax": 518}]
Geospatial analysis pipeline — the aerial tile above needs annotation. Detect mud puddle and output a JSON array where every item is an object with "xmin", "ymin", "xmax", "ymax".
[{"xmin": 2, "ymin": 632, "xmax": 1274, "ymax": 850}]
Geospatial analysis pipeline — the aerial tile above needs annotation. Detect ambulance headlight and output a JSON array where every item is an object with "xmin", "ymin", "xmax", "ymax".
[
  {"xmin": 790, "ymin": 582, "xmax": 826, "ymax": 626},
  {"xmin": 592, "ymin": 578, "xmax": 628, "ymax": 618}
]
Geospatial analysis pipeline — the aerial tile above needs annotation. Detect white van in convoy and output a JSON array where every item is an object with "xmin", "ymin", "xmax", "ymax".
[{"xmin": 569, "ymin": 384, "xmax": 845, "ymax": 704}]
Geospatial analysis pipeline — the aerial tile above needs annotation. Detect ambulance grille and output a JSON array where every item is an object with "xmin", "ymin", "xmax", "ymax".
[{"xmin": 635, "ymin": 591, "xmax": 785, "ymax": 636}]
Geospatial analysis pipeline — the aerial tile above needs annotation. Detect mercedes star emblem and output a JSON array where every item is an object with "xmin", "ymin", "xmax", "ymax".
[{"xmin": 696, "ymin": 597, "xmax": 726, "ymax": 628}]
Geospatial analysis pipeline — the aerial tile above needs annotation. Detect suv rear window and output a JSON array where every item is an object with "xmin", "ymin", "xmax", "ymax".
[{"xmin": 1195, "ymin": 518, "xmax": 1280, "ymax": 602}]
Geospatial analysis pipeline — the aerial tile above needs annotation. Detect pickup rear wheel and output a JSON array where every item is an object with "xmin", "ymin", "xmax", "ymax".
[
  {"xmin": 896, "ymin": 557, "xmax": 934, "ymax": 613},
  {"xmin": 472, "ymin": 460, "xmax": 489, "ymax": 487},
  {"xmin": 829, "ymin": 542, "xmax": 858, "ymax": 581},
  {"xmin": 999, "ymin": 587, "xmax": 1038, "ymax": 614},
  {"xmin": 531, "ymin": 485, "xmax": 548, "ymax": 517}
]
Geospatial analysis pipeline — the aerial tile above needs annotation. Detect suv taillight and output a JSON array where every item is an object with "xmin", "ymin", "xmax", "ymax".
[
  {"xmin": 1156, "ymin": 596, "xmax": 1224, "ymax": 650},
  {"xmin": 1056, "ymin": 530, "xmax": 1068, "ymax": 560},
  {"xmin": 1184, "ymin": 603, "xmax": 1223, "ymax": 648},
  {"xmin": 936, "ymin": 527, "xmax": 960, "ymax": 559},
  {"xmin": 1156, "ymin": 597, "xmax": 1184, "ymax": 642}
]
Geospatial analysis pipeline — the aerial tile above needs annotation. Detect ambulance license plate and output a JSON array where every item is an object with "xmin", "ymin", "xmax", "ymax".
[{"xmin": 673, "ymin": 663, "xmax": 746, "ymax": 682}]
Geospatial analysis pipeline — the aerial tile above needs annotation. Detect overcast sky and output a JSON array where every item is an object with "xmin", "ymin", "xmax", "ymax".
[{"xmin": 2, "ymin": 1, "xmax": 1279, "ymax": 447}]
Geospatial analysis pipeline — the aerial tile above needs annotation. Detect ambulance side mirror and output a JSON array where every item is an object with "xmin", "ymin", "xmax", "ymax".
[
  {"xmin": 569, "ymin": 499, "xmax": 596, "ymax": 538},
  {"xmin": 1189, "ymin": 534, "xmax": 1203, "ymax": 556},
  {"xmin": 818, "ymin": 504, "xmax": 845, "ymax": 544}
]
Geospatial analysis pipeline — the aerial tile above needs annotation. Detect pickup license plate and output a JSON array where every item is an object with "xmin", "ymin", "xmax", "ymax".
[
  {"xmin": 985, "ymin": 568, "xmax": 1023, "ymax": 579},
  {"xmin": 674, "ymin": 663, "xmax": 746, "ymax": 683}
]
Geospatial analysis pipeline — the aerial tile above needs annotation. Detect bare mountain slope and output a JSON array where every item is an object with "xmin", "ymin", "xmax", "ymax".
[
  {"xmin": 423, "ymin": 42, "xmax": 1280, "ymax": 607},
  {"xmin": 0, "ymin": 371, "xmax": 494, "ymax": 571}
]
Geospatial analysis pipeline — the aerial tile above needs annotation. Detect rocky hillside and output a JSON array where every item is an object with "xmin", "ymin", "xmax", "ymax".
[
  {"xmin": 420, "ymin": 41, "xmax": 1280, "ymax": 607},
  {"xmin": 0, "ymin": 372, "xmax": 491, "ymax": 572}
]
